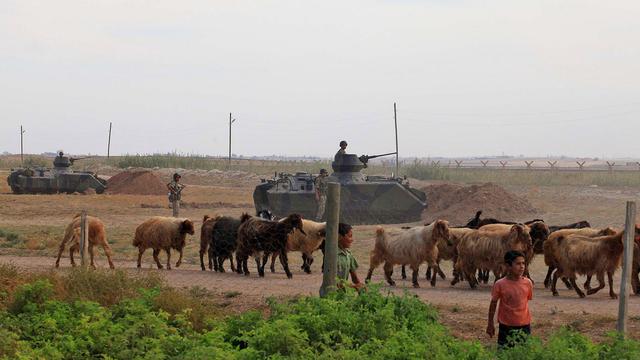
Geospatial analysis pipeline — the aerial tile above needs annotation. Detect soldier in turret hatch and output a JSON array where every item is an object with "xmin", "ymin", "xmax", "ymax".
[
  {"xmin": 53, "ymin": 151, "xmax": 71, "ymax": 168},
  {"xmin": 334, "ymin": 140, "xmax": 348, "ymax": 163}
]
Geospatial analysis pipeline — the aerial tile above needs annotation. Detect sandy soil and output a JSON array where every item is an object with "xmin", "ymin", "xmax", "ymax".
[{"xmin": 2, "ymin": 169, "xmax": 640, "ymax": 344}]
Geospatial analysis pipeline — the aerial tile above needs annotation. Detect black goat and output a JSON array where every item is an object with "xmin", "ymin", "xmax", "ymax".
[
  {"xmin": 548, "ymin": 220, "xmax": 591, "ymax": 233},
  {"xmin": 207, "ymin": 215, "xmax": 245, "ymax": 272},
  {"xmin": 235, "ymin": 213, "xmax": 305, "ymax": 278}
]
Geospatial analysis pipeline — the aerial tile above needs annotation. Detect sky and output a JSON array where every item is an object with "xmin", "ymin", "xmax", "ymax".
[{"xmin": 1, "ymin": 0, "xmax": 639, "ymax": 158}]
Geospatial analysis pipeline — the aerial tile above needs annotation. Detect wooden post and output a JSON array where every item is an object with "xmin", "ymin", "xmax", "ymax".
[
  {"xmin": 636, "ymin": 162, "xmax": 640, "ymax": 171},
  {"xmin": 320, "ymin": 182, "xmax": 340, "ymax": 297},
  {"xmin": 480, "ymin": 160, "xmax": 489, "ymax": 168},
  {"xmin": 617, "ymin": 201, "xmax": 636, "ymax": 336},
  {"xmin": 499, "ymin": 161, "xmax": 508, "ymax": 169},
  {"xmin": 431, "ymin": 160, "xmax": 440, "ymax": 167},
  {"xmin": 525, "ymin": 161, "xmax": 534, "ymax": 169},
  {"xmin": 547, "ymin": 161, "xmax": 557, "ymax": 170},
  {"xmin": 455, "ymin": 160, "xmax": 463, "ymax": 168},
  {"xmin": 79, "ymin": 211, "xmax": 89, "ymax": 267},
  {"xmin": 107, "ymin": 122, "xmax": 112, "ymax": 158},
  {"xmin": 576, "ymin": 161, "xmax": 586, "ymax": 171}
]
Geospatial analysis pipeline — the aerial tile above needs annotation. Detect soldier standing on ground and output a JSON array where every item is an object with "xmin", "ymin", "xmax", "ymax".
[
  {"xmin": 167, "ymin": 173, "xmax": 185, "ymax": 216},
  {"xmin": 314, "ymin": 168, "xmax": 328, "ymax": 221},
  {"xmin": 334, "ymin": 140, "xmax": 348, "ymax": 163}
]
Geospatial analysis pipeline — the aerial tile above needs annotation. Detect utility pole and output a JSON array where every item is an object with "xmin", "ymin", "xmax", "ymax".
[
  {"xmin": 107, "ymin": 122, "xmax": 112, "ymax": 158},
  {"xmin": 394, "ymin": 103, "xmax": 399, "ymax": 178},
  {"xmin": 20, "ymin": 125, "xmax": 25, "ymax": 165},
  {"xmin": 228, "ymin": 113, "xmax": 236, "ymax": 167}
]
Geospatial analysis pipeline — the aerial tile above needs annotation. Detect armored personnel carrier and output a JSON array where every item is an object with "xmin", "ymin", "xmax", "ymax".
[
  {"xmin": 7, "ymin": 152, "xmax": 107, "ymax": 194},
  {"xmin": 253, "ymin": 152, "xmax": 427, "ymax": 224}
]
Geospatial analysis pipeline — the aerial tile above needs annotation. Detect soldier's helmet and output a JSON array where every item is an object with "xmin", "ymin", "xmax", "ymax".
[
  {"xmin": 320, "ymin": 168, "xmax": 328, "ymax": 175},
  {"xmin": 173, "ymin": 173, "xmax": 181, "ymax": 180},
  {"xmin": 339, "ymin": 140, "xmax": 347, "ymax": 147}
]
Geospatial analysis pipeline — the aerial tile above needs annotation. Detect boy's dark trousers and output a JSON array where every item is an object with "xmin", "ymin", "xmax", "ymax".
[{"xmin": 498, "ymin": 323, "xmax": 531, "ymax": 348}]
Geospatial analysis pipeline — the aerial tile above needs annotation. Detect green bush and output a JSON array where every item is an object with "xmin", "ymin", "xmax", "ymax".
[
  {"xmin": 1, "ymin": 276, "xmax": 639, "ymax": 359},
  {"xmin": 8, "ymin": 279, "xmax": 53, "ymax": 314}
]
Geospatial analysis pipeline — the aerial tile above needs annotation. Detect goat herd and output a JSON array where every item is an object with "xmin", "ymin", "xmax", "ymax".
[{"xmin": 54, "ymin": 209, "xmax": 640, "ymax": 300}]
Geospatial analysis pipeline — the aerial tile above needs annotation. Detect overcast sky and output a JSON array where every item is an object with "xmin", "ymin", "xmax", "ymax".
[{"xmin": 1, "ymin": 1, "xmax": 639, "ymax": 158}]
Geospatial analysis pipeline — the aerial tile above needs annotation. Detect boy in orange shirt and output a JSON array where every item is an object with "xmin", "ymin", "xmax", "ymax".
[{"xmin": 486, "ymin": 250, "xmax": 533, "ymax": 348}]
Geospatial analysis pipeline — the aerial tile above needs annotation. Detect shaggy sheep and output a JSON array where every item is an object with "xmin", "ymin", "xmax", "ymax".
[
  {"xmin": 235, "ymin": 213, "xmax": 306, "ymax": 278},
  {"xmin": 478, "ymin": 221, "xmax": 549, "ymax": 280},
  {"xmin": 133, "ymin": 217, "xmax": 195, "ymax": 269},
  {"xmin": 453, "ymin": 224, "xmax": 532, "ymax": 289},
  {"xmin": 269, "ymin": 219, "xmax": 327, "ymax": 274},
  {"xmin": 402, "ymin": 227, "xmax": 475, "ymax": 282},
  {"xmin": 543, "ymin": 227, "xmax": 616, "ymax": 289},
  {"xmin": 55, "ymin": 214, "xmax": 115, "ymax": 269},
  {"xmin": 365, "ymin": 220, "xmax": 450, "ymax": 288},
  {"xmin": 549, "ymin": 227, "xmax": 640, "ymax": 298}
]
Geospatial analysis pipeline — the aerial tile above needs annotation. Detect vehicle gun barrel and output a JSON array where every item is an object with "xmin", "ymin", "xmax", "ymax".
[
  {"xmin": 69, "ymin": 156, "xmax": 93, "ymax": 163},
  {"xmin": 358, "ymin": 151, "xmax": 397, "ymax": 164}
]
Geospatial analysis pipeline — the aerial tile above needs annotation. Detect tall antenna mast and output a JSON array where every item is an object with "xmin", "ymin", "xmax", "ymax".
[
  {"xmin": 107, "ymin": 122, "xmax": 112, "ymax": 158},
  {"xmin": 394, "ymin": 102, "xmax": 399, "ymax": 178}
]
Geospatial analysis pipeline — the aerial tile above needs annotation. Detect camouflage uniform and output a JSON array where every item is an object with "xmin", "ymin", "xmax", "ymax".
[
  {"xmin": 314, "ymin": 174, "xmax": 328, "ymax": 221},
  {"xmin": 167, "ymin": 180, "xmax": 185, "ymax": 216},
  {"xmin": 167, "ymin": 180, "xmax": 184, "ymax": 202}
]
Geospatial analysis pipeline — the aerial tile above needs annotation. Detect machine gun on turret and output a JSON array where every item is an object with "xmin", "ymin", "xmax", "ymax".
[
  {"xmin": 69, "ymin": 156, "xmax": 93, "ymax": 165},
  {"xmin": 358, "ymin": 152, "xmax": 397, "ymax": 168}
]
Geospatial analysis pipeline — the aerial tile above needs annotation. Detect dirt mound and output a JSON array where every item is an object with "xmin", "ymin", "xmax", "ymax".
[
  {"xmin": 421, "ymin": 183, "xmax": 538, "ymax": 226},
  {"xmin": 106, "ymin": 170, "xmax": 167, "ymax": 195}
]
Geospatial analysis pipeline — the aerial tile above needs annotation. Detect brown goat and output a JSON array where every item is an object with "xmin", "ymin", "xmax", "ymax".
[
  {"xmin": 269, "ymin": 219, "xmax": 327, "ymax": 274},
  {"xmin": 55, "ymin": 214, "xmax": 115, "ymax": 269},
  {"xmin": 133, "ymin": 217, "xmax": 195, "ymax": 269},
  {"xmin": 424, "ymin": 227, "xmax": 475, "ymax": 282},
  {"xmin": 543, "ymin": 227, "xmax": 616, "ymax": 289},
  {"xmin": 549, "ymin": 228, "xmax": 640, "ymax": 299},
  {"xmin": 199, "ymin": 215, "xmax": 218, "ymax": 271},
  {"xmin": 365, "ymin": 220, "xmax": 450, "ymax": 288},
  {"xmin": 453, "ymin": 224, "xmax": 532, "ymax": 289}
]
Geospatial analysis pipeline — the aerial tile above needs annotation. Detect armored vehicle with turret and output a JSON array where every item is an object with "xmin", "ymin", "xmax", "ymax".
[
  {"xmin": 7, "ymin": 152, "xmax": 107, "ymax": 194},
  {"xmin": 253, "ymin": 152, "xmax": 427, "ymax": 224}
]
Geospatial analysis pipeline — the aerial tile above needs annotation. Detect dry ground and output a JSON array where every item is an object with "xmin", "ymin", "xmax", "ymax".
[{"xmin": 2, "ymin": 169, "xmax": 640, "ymax": 345}]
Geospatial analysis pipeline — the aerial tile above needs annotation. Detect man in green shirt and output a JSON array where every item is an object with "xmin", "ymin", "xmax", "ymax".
[
  {"xmin": 337, "ymin": 223, "xmax": 363, "ymax": 289},
  {"xmin": 314, "ymin": 169, "xmax": 328, "ymax": 221}
]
